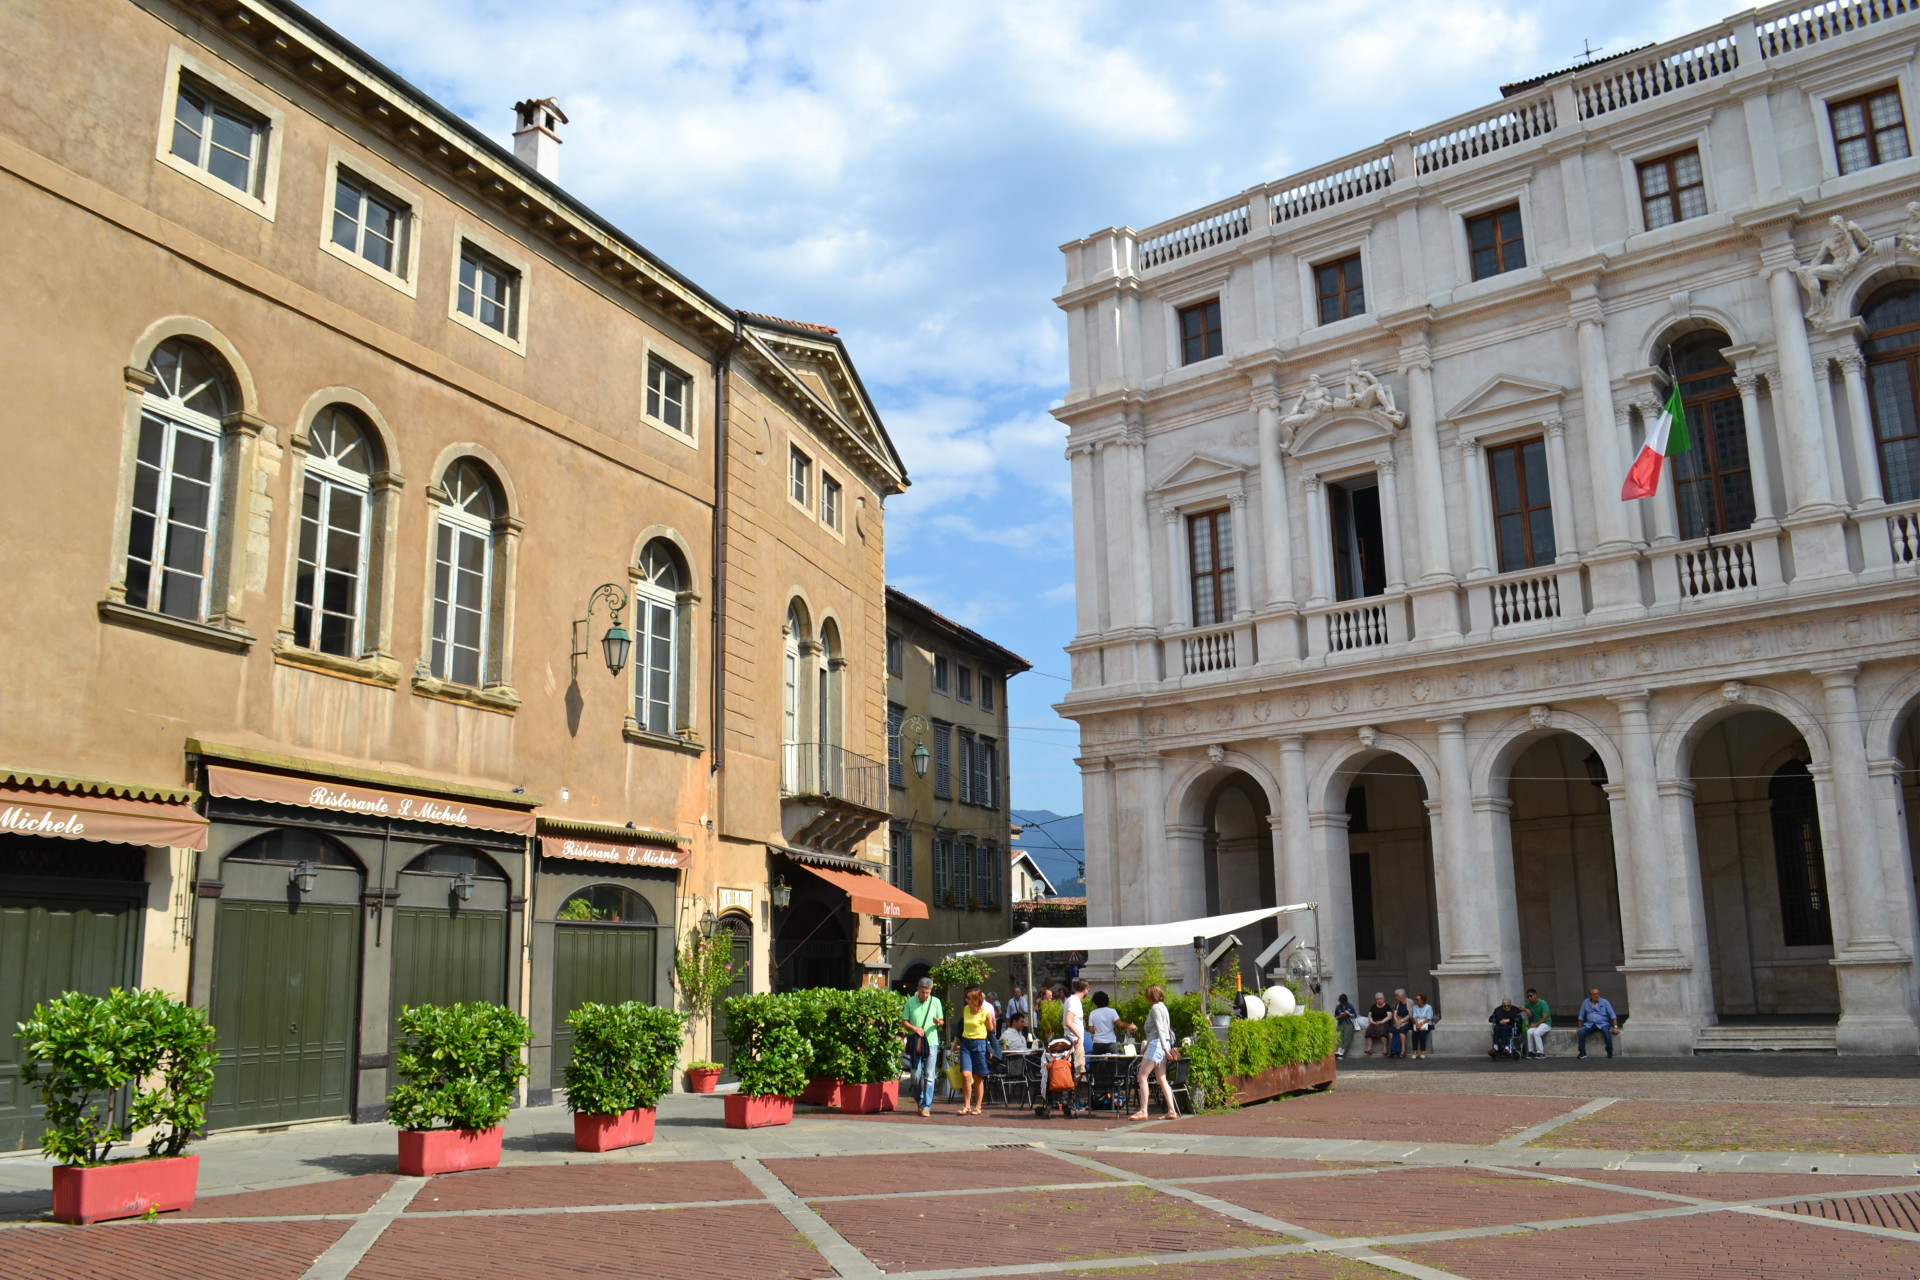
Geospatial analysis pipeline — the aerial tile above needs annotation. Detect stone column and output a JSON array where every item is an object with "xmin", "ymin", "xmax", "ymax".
[
  {"xmin": 1302, "ymin": 475, "xmax": 1331, "ymax": 606},
  {"xmin": 1068, "ymin": 444, "xmax": 1101, "ymax": 635},
  {"xmin": 1162, "ymin": 507, "xmax": 1187, "ymax": 627},
  {"xmin": 1765, "ymin": 259, "xmax": 1836, "ymax": 511},
  {"xmin": 1571, "ymin": 291, "xmax": 1644, "ymax": 618},
  {"xmin": 1610, "ymin": 693, "xmax": 1695, "ymax": 1053},
  {"xmin": 1255, "ymin": 388, "xmax": 1296, "ymax": 608},
  {"xmin": 1100, "ymin": 441, "xmax": 1136, "ymax": 629},
  {"xmin": 1274, "ymin": 735, "xmax": 1314, "ymax": 907},
  {"xmin": 1839, "ymin": 349, "xmax": 1885, "ymax": 507},
  {"xmin": 1376, "ymin": 455, "xmax": 1407, "ymax": 592},
  {"xmin": 1124, "ymin": 418, "xmax": 1157, "ymax": 623},
  {"xmin": 1429, "ymin": 717, "xmax": 1502, "ymax": 1050},
  {"xmin": 1813, "ymin": 356, "xmax": 1851, "ymax": 509},
  {"xmin": 1459, "ymin": 438, "xmax": 1494, "ymax": 577},
  {"xmin": 1730, "ymin": 371, "xmax": 1778, "ymax": 523},
  {"xmin": 1403, "ymin": 356, "xmax": 1452, "ymax": 583},
  {"xmin": 1228, "ymin": 491, "xmax": 1256, "ymax": 619},
  {"xmin": 1816, "ymin": 665, "xmax": 1920, "ymax": 1052},
  {"xmin": 1542, "ymin": 417, "xmax": 1578, "ymax": 560}
]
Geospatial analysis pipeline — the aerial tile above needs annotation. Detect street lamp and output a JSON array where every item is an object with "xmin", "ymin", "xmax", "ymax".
[
  {"xmin": 571, "ymin": 582, "xmax": 632, "ymax": 678},
  {"xmin": 699, "ymin": 906, "xmax": 719, "ymax": 939},
  {"xmin": 898, "ymin": 713, "xmax": 932, "ymax": 778}
]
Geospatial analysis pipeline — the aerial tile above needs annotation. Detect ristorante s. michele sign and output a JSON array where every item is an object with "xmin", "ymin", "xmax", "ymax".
[
  {"xmin": 539, "ymin": 834, "xmax": 690, "ymax": 869},
  {"xmin": 205, "ymin": 766, "xmax": 537, "ymax": 836}
]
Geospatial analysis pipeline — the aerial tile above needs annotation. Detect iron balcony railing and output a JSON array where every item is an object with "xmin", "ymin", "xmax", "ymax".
[{"xmin": 780, "ymin": 742, "xmax": 887, "ymax": 813}]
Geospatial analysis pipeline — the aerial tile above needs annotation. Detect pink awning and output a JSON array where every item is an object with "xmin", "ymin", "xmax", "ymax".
[
  {"xmin": 206, "ymin": 765, "xmax": 536, "ymax": 836},
  {"xmin": 539, "ymin": 833, "xmax": 689, "ymax": 870},
  {"xmin": 0, "ymin": 786, "xmax": 208, "ymax": 851}
]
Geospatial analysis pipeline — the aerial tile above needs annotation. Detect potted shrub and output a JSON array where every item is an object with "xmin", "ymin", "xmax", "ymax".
[
  {"xmin": 796, "ymin": 989, "xmax": 854, "ymax": 1106},
  {"xmin": 564, "ymin": 1001, "xmax": 685, "ymax": 1152},
  {"xmin": 18, "ymin": 987, "xmax": 217, "ymax": 1224},
  {"xmin": 720, "ymin": 993, "xmax": 809, "ymax": 1129},
  {"xmin": 683, "ymin": 1060, "xmax": 723, "ymax": 1093},
  {"xmin": 388, "ymin": 1002, "xmax": 531, "ymax": 1175},
  {"xmin": 836, "ymin": 988, "xmax": 905, "ymax": 1114}
]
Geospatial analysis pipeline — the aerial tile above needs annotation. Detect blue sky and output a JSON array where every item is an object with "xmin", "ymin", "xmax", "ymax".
[{"xmin": 303, "ymin": 0, "xmax": 1733, "ymax": 813}]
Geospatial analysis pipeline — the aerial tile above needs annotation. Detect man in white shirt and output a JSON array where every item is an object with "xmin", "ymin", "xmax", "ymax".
[
  {"xmin": 1005, "ymin": 985, "xmax": 1029, "ymax": 1022},
  {"xmin": 1063, "ymin": 977, "xmax": 1089, "ymax": 1073},
  {"xmin": 1000, "ymin": 1012, "xmax": 1030, "ymax": 1052}
]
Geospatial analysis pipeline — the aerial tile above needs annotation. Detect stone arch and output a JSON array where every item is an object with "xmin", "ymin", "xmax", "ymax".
[
  {"xmin": 629, "ymin": 523, "xmax": 700, "ymax": 581},
  {"xmin": 1165, "ymin": 748, "xmax": 1282, "ymax": 829},
  {"xmin": 1869, "ymin": 667, "xmax": 1920, "ymax": 761},
  {"xmin": 294, "ymin": 386, "xmax": 401, "ymax": 477},
  {"xmin": 1310, "ymin": 732, "xmax": 1441, "ymax": 819},
  {"xmin": 1164, "ymin": 750, "xmax": 1280, "ymax": 987},
  {"xmin": 1657, "ymin": 683, "xmax": 1829, "ymax": 781},
  {"xmin": 128, "ymin": 315, "xmax": 259, "ymax": 416},
  {"xmin": 781, "ymin": 588, "xmax": 816, "ymax": 639},
  {"xmin": 1472, "ymin": 707, "xmax": 1626, "ymax": 800},
  {"xmin": 425, "ymin": 441, "xmax": 521, "ymax": 521},
  {"xmin": 1833, "ymin": 257, "xmax": 1920, "ymax": 321},
  {"xmin": 1636, "ymin": 307, "xmax": 1749, "ymax": 371}
]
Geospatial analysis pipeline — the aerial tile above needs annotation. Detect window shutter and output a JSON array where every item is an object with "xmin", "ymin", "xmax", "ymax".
[
  {"xmin": 958, "ymin": 731, "xmax": 974, "ymax": 803},
  {"xmin": 887, "ymin": 705, "xmax": 903, "ymax": 787},
  {"xmin": 932, "ymin": 837, "xmax": 946, "ymax": 901},
  {"xmin": 933, "ymin": 724, "xmax": 951, "ymax": 800}
]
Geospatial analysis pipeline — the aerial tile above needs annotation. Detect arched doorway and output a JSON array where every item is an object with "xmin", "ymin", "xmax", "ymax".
[
  {"xmin": 710, "ymin": 913, "xmax": 753, "ymax": 1081},
  {"xmin": 552, "ymin": 884, "xmax": 658, "ymax": 1081},
  {"xmin": 1690, "ymin": 710, "xmax": 1839, "ymax": 1020},
  {"xmin": 1335, "ymin": 754, "xmax": 1438, "ymax": 1012},
  {"xmin": 1505, "ymin": 733, "xmax": 1627, "ymax": 1019},
  {"xmin": 1200, "ymin": 772, "xmax": 1276, "ymax": 990},
  {"xmin": 391, "ymin": 846, "xmax": 512, "ymax": 1041}
]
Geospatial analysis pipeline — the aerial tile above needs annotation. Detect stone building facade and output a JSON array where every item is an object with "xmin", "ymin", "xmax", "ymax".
[
  {"xmin": 0, "ymin": 0, "xmax": 904, "ymax": 1145},
  {"xmin": 1057, "ymin": 0, "xmax": 1920, "ymax": 1054}
]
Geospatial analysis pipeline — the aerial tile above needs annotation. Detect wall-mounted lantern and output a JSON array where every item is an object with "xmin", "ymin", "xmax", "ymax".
[
  {"xmin": 452, "ymin": 871, "xmax": 476, "ymax": 901},
  {"xmin": 289, "ymin": 860, "xmax": 318, "ymax": 895},
  {"xmin": 571, "ymin": 582, "xmax": 632, "ymax": 678},
  {"xmin": 699, "ymin": 906, "xmax": 719, "ymax": 939},
  {"xmin": 899, "ymin": 713, "xmax": 932, "ymax": 778},
  {"xmin": 770, "ymin": 876, "xmax": 793, "ymax": 910}
]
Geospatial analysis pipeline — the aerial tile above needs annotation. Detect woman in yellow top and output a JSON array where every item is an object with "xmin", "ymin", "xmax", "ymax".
[{"xmin": 956, "ymin": 984, "xmax": 997, "ymax": 1115}]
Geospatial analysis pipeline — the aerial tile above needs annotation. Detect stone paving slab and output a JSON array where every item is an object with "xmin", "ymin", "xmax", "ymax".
[
  {"xmin": 1149, "ymin": 1091, "xmax": 1590, "ymax": 1146},
  {"xmin": 1202, "ymin": 1164, "xmax": 1660, "ymax": 1238},
  {"xmin": 814, "ymin": 1183, "xmax": 1295, "ymax": 1271},
  {"xmin": 1388, "ymin": 1207, "xmax": 1920, "ymax": 1278},
  {"xmin": 768, "ymin": 1148, "xmax": 1109, "ymax": 1198},
  {"xmin": 1543, "ymin": 1100, "xmax": 1920, "ymax": 1154},
  {"xmin": 0, "ymin": 1218, "xmax": 346, "ymax": 1280},
  {"xmin": 401, "ymin": 1158, "xmax": 760, "ymax": 1213}
]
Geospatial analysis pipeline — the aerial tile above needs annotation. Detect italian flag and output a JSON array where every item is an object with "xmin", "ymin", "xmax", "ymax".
[{"xmin": 1621, "ymin": 381, "xmax": 1690, "ymax": 500}]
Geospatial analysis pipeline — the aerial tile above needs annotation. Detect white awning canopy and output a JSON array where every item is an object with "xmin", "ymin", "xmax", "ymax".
[{"xmin": 952, "ymin": 903, "xmax": 1316, "ymax": 957}]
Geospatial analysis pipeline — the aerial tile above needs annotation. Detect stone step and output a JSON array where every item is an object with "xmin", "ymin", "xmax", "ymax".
[{"xmin": 1693, "ymin": 1024, "xmax": 1837, "ymax": 1053}]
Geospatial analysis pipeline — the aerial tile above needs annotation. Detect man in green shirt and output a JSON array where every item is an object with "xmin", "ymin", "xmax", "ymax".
[
  {"xmin": 1524, "ymin": 988, "xmax": 1551, "ymax": 1059},
  {"xmin": 901, "ymin": 975, "xmax": 944, "ymax": 1117}
]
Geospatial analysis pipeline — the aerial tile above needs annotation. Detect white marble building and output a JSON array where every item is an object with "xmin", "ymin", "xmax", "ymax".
[{"xmin": 1056, "ymin": 1, "xmax": 1920, "ymax": 1054}]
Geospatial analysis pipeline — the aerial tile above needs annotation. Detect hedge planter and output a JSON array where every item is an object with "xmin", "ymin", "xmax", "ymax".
[
  {"xmin": 684, "ymin": 1067, "xmax": 721, "ymax": 1094},
  {"xmin": 836, "ymin": 1081, "xmax": 897, "ymax": 1114},
  {"xmin": 799, "ymin": 1076, "xmax": 841, "ymax": 1107},
  {"xmin": 573, "ymin": 1107, "xmax": 656, "ymax": 1153},
  {"xmin": 723, "ymin": 1094, "xmax": 795, "ymax": 1129},
  {"xmin": 51, "ymin": 1155, "xmax": 199, "ymax": 1224},
  {"xmin": 1228, "ymin": 1053, "xmax": 1338, "ymax": 1107},
  {"xmin": 398, "ymin": 1126, "xmax": 504, "ymax": 1176}
]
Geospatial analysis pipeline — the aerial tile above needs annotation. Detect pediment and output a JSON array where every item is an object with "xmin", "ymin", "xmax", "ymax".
[
  {"xmin": 739, "ymin": 320, "xmax": 907, "ymax": 492},
  {"xmin": 1443, "ymin": 373, "xmax": 1566, "ymax": 428},
  {"xmin": 1287, "ymin": 411, "xmax": 1397, "ymax": 458},
  {"xmin": 1151, "ymin": 450, "xmax": 1251, "ymax": 493}
]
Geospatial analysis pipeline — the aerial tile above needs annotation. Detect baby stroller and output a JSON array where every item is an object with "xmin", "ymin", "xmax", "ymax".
[{"xmin": 1035, "ymin": 1037, "xmax": 1084, "ymax": 1118}]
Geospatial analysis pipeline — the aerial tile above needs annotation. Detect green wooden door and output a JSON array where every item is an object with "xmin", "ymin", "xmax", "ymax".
[
  {"xmin": 0, "ymin": 878, "xmax": 144, "ymax": 1152},
  {"xmin": 391, "ymin": 906, "xmax": 508, "ymax": 1042},
  {"xmin": 206, "ymin": 898, "xmax": 361, "ymax": 1131},
  {"xmin": 552, "ymin": 924, "xmax": 656, "ymax": 1083},
  {"xmin": 709, "ymin": 918, "xmax": 752, "ymax": 1083}
]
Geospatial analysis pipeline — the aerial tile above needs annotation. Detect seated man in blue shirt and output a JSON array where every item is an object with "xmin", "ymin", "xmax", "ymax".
[{"xmin": 1577, "ymin": 988, "xmax": 1620, "ymax": 1059}]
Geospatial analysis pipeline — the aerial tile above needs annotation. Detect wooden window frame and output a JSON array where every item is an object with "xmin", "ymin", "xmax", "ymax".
[
  {"xmin": 1636, "ymin": 148, "xmax": 1707, "ymax": 230},
  {"xmin": 1862, "ymin": 285, "xmax": 1920, "ymax": 504},
  {"xmin": 788, "ymin": 445, "xmax": 812, "ymax": 509},
  {"xmin": 1177, "ymin": 298, "xmax": 1223, "ymax": 366},
  {"xmin": 1830, "ymin": 86, "xmax": 1911, "ymax": 175},
  {"xmin": 645, "ymin": 356, "xmax": 692, "ymax": 435},
  {"xmin": 1314, "ymin": 254, "xmax": 1365, "ymax": 324},
  {"xmin": 1466, "ymin": 205, "xmax": 1526, "ymax": 281},
  {"xmin": 1668, "ymin": 338, "xmax": 1756, "ymax": 540},
  {"xmin": 1186, "ymin": 508, "xmax": 1236, "ymax": 626},
  {"xmin": 1484, "ymin": 437, "xmax": 1556, "ymax": 573}
]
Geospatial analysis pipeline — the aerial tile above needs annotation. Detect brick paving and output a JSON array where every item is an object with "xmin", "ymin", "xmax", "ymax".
[
  {"xmin": 766, "ymin": 1148, "xmax": 1108, "ymax": 1197},
  {"xmin": 1152, "ymin": 1089, "xmax": 1587, "ymax": 1145},
  {"xmin": 1204, "ymin": 1164, "xmax": 1656, "ymax": 1236},
  {"xmin": 349, "ymin": 1203, "xmax": 832, "ymax": 1279},
  {"xmin": 812, "ymin": 1184, "xmax": 1293, "ymax": 1270},
  {"xmin": 1545, "ymin": 1100, "xmax": 1920, "ymax": 1154},
  {"xmin": 1782, "ymin": 1190, "xmax": 1920, "ymax": 1232},
  {"xmin": 183, "ymin": 1173, "xmax": 397, "ymax": 1218},
  {"xmin": 0, "ymin": 1219, "xmax": 345, "ymax": 1279},
  {"xmin": 799, "ymin": 1103, "xmax": 1134, "ymax": 1131},
  {"xmin": 1002, "ymin": 1259, "xmax": 1399, "ymax": 1279},
  {"xmin": 1069, "ymin": 1150, "xmax": 1371, "ymax": 1180},
  {"xmin": 1337, "ymin": 1054, "xmax": 1920, "ymax": 1104},
  {"xmin": 402, "ymin": 1158, "xmax": 758, "ymax": 1213},
  {"xmin": 1573, "ymin": 1169, "xmax": 1920, "ymax": 1200},
  {"xmin": 1390, "ymin": 1208, "xmax": 1920, "ymax": 1278}
]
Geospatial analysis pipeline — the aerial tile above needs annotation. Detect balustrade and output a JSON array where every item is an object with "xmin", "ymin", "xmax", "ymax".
[
  {"xmin": 1326, "ymin": 603, "xmax": 1389, "ymax": 652},
  {"xmin": 1574, "ymin": 34, "xmax": 1737, "ymax": 118},
  {"xmin": 1756, "ymin": 0, "xmax": 1913, "ymax": 57},
  {"xmin": 1137, "ymin": 201, "xmax": 1250, "ymax": 270},
  {"xmin": 1271, "ymin": 150, "xmax": 1394, "ymax": 224},
  {"xmin": 1489, "ymin": 570, "xmax": 1561, "ymax": 627},
  {"xmin": 1674, "ymin": 536, "xmax": 1760, "ymax": 599},
  {"xmin": 1175, "ymin": 621, "xmax": 1246, "ymax": 676},
  {"xmin": 1413, "ymin": 95, "xmax": 1555, "ymax": 174}
]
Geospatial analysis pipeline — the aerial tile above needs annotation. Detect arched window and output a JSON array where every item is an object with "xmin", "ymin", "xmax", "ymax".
[
  {"xmin": 429, "ymin": 460, "xmax": 501, "ymax": 686},
  {"xmin": 783, "ymin": 603, "xmax": 806, "ymax": 750},
  {"xmin": 633, "ymin": 540, "xmax": 686, "ymax": 737},
  {"xmin": 1861, "ymin": 284, "xmax": 1920, "ymax": 504},
  {"xmin": 817, "ymin": 618, "xmax": 843, "ymax": 750},
  {"xmin": 1768, "ymin": 760, "xmax": 1832, "ymax": 948},
  {"xmin": 556, "ymin": 884, "xmax": 656, "ymax": 924},
  {"xmin": 294, "ymin": 407, "xmax": 380, "ymax": 656},
  {"xmin": 127, "ymin": 338, "xmax": 235, "ymax": 621},
  {"xmin": 401, "ymin": 845, "xmax": 507, "ymax": 880},
  {"xmin": 227, "ymin": 828, "xmax": 359, "ymax": 868},
  {"xmin": 1665, "ymin": 332, "xmax": 1754, "ymax": 540}
]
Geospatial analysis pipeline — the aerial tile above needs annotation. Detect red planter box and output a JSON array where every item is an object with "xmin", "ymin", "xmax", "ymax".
[
  {"xmin": 1228, "ymin": 1053, "xmax": 1339, "ymax": 1107},
  {"xmin": 799, "ymin": 1076, "xmax": 841, "ymax": 1107},
  {"xmin": 685, "ymin": 1068, "xmax": 721, "ymax": 1094},
  {"xmin": 573, "ymin": 1107, "xmax": 656, "ymax": 1152},
  {"xmin": 51, "ymin": 1154, "xmax": 199, "ymax": 1224},
  {"xmin": 723, "ymin": 1094, "xmax": 795, "ymax": 1129},
  {"xmin": 397, "ymin": 1125, "xmax": 504, "ymax": 1176},
  {"xmin": 836, "ymin": 1080, "xmax": 898, "ymax": 1114}
]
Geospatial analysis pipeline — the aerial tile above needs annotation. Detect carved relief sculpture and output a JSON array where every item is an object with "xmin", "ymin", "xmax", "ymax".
[
  {"xmin": 1792, "ymin": 215, "xmax": 1871, "ymax": 316},
  {"xmin": 1897, "ymin": 201, "xmax": 1920, "ymax": 256},
  {"xmin": 1278, "ymin": 362, "xmax": 1405, "ymax": 443}
]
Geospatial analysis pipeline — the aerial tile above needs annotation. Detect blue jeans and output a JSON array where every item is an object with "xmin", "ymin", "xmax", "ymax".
[
  {"xmin": 1579, "ymin": 1025, "xmax": 1614, "ymax": 1056},
  {"xmin": 908, "ymin": 1043, "xmax": 938, "ymax": 1108}
]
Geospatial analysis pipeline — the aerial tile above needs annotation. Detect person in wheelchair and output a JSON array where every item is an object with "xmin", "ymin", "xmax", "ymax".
[{"xmin": 1488, "ymin": 997, "xmax": 1525, "ymax": 1060}]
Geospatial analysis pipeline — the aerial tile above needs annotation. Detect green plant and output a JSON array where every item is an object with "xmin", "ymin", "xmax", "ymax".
[
  {"xmin": 675, "ymin": 924, "xmax": 738, "ymax": 1060},
  {"xmin": 1182, "ymin": 1028, "xmax": 1234, "ymax": 1113},
  {"xmin": 841, "ymin": 988, "xmax": 905, "ymax": 1084},
  {"xmin": 928, "ymin": 955, "xmax": 992, "ymax": 1011},
  {"xmin": 387, "ymin": 1002, "xmax": 531, "ymax": 1132},
  {"xmin": 1205, "ymin": 948, "xmax": 1241, "ymax": 1017},
  {"xmin": 1037, "ymin": 999, "xmax": 1063, "ymax": 1041},
  {"xmin": 557, "ymin": 897, "xmax": 608, "ymax": 922},
  {"xmin": 563, "ymin": 1001, "xmax": 686, "ymax": 1116},
  {"xmin": 721, "ymin": 993, "xmax": 811, "ymax": 1099},
  {"xmin": 1222, "ymin": 1010, "xmax": 1339, "ymax": 1078},
  {"xmin": 685, "ymin": 1059, "xmax": 721, "ymax": 1072},
  {"xmin": 16, "ymin": 987, "xmax": 217, "ymax": 1166}
]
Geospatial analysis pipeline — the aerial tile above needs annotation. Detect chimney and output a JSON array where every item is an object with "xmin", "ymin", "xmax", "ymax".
[{"xmin": 512, "ymin": 97, "xmax": 567, "ymax": 181}]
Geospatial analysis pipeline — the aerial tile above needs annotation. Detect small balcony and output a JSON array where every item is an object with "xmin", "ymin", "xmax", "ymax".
[{"xmin": 780, "ymin": 742, "xmax": 889, "ymax": 854}]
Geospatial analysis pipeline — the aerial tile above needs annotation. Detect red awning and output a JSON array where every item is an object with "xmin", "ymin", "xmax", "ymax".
[
  {"xmin": 0, "ymin": 785, "xmax": 208, "ymax": 851},
  {"xmin": 206, "ymin": 766, "xmax": 536, "ymax": 836},
  {"xmin": 800, "ymin": 862, "xmax": 929, "ymax": 920},
  {"xmin": 538, "ymin": 833, "xmax": 689, "ymax": 870}
]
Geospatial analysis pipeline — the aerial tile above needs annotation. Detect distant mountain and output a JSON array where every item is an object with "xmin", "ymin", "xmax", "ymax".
[{"xmin": 1010, "ymin": 809, "xmax": 1085, "ymax": 898}]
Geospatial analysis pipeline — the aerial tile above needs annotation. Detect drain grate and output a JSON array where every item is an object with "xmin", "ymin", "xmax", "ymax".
[{"xmin": 986, "ymin": 1142, "xmax": 1037, "ymax": 1150}]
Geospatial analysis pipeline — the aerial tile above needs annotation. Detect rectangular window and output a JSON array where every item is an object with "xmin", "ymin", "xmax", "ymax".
[
  {"xmin": 1637, "ymin": 149, "xmax": 1707, "ymax": 230},
  {"xmin": 789, "ymin": 446, "xmax": 812, "ymax": 507},
  {"xmin": 821, "ymin": 474, "xmax": 842, "ymax": 531},
  {"xmin": 979, "ymin": 674, "xmax": 995, "ymax": 712},
  {"xmin": 932, "ymin": 721, "xmax": 952, "ymax": 799},
  {"xmin": 637, "ymin": 595, "xmax": 675, "ymax": 735},
  {"xmin": 933, "ymin": 654, "xmax": 950, "ymax": 693},
  {"xmin": 431, "ymin": 521, "xmax": 490, "ymax": 686},
  {"xmin": 331, "ymin": 172, "xmax": 408, "ymax": 276},
  {"xmin": 958, "ymin": 729, "xmax": 976, "ymax": 803},
  {"xmin": 171, "ymin": 78, "xmax": 265, "ymax": 195},
  {"xmin": 887, "ymin": 703, "xmax": 904, "ymax": 789},
  {"xmin": 1466, "ymin": 205, "xmax": 1526, "ymax": 280},
  {"xmin": 1178, "ymin": 298, "xmax": 1223, "ymax": 365},
  {"xmin": 1486, "ymin": 438, "xmax": 1556, "ymax": 572},
  {"xmin": 646, "ymin": 356, "xmax": 691, "ymax": 434},
  {"xmin": 889, "ymin": 824, "xmax": 914, "ymax": 894},
  {"xmin": 1315, "ymin": 255, "xmax": 1365, "ymax": 324},
  {"xmin": 1831, "ymin": 87, "xmax": 1910, "ymax": 175},
  {"xmin": 1187, "ymin": 509, "xmax": 1235, "ymax": 627},
  {"xmin": 956, "ymin": 665, "xmax": 973, "ymax": 703},
  {"xmin": 981, "ymin": 738, "xmax": 1000, "ymax": 811},
  {"xmin": 457, "ymin": 244, "xmax": 519, "ymax": 337},
  {"xmin": 885, "ymin": 630, "xmax": 903, "ymax": 675},
  {"xmin": 1328, "ymin": 479, "xmax": 1387, "ymax": 601},
  {"xmin": 293, "ymin": 474, "xmax": 369, "ymax": 656},
  {"xmin": 1350, "ymin": 852, "xmax": 1377, "ymax": 962}
]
